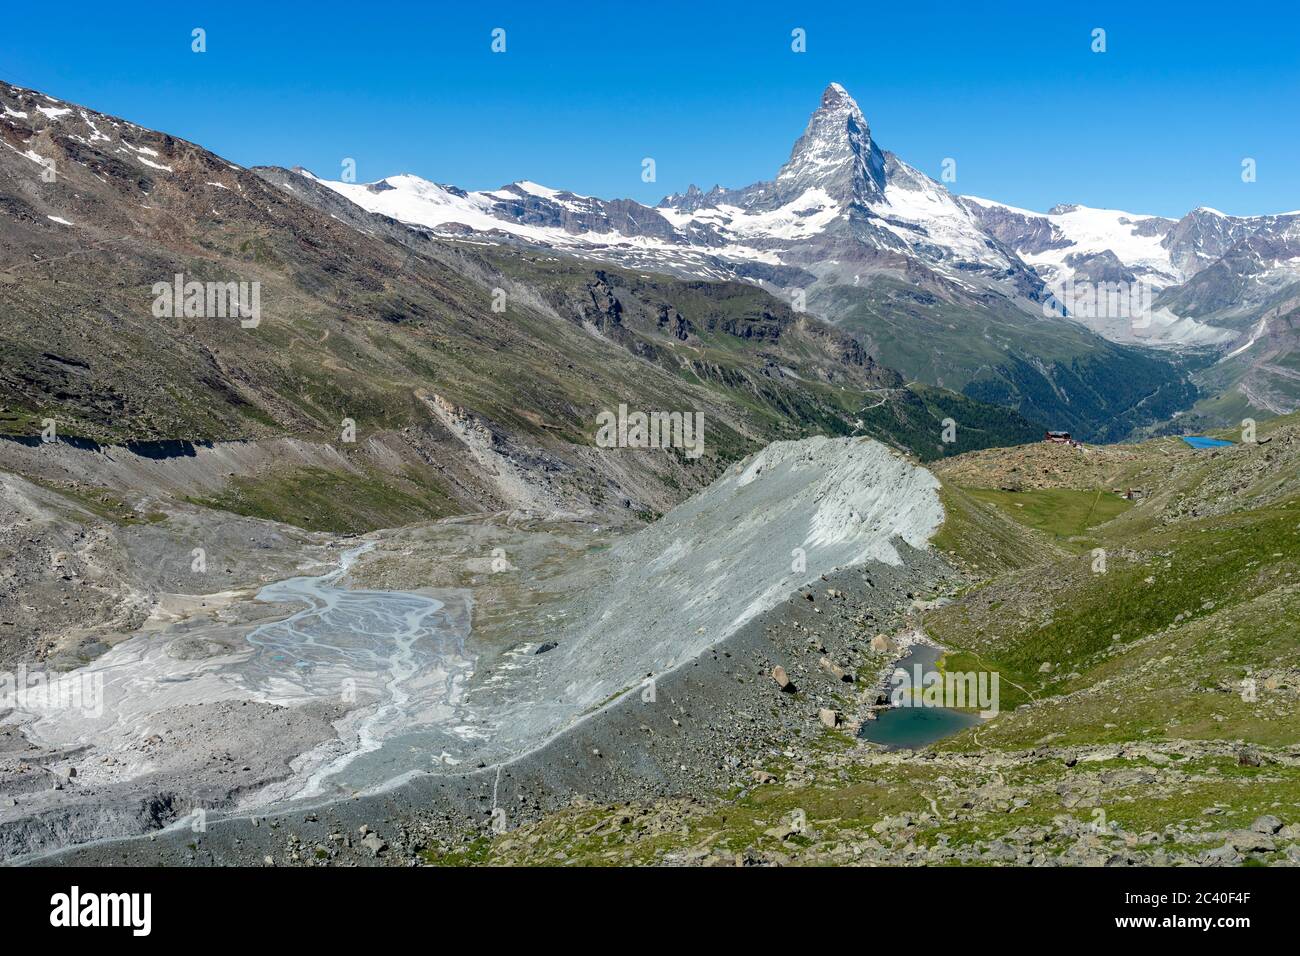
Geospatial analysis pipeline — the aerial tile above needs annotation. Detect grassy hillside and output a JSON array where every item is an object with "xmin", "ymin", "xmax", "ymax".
[
  {"xmin": 928, "ymin": 416, "xmax": 1300, "ymax": 746},
  {"xmin": 814, "ymin": 278, "xmax": 1199, "ymax": 442}
]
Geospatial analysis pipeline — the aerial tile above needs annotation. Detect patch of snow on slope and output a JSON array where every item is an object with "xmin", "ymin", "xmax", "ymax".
[
  {"xmin": 515, "ymin": 180, "xmax": 586, "ymax": 200},
  {"xmin": 1039, "ymin": 205, "xmax": 1179, "ymax": 281},
  {"xmin": 322, "ymin": 174, "xmax": 593, "ymax": 246},
  {"xmin": 2, "ymin": 142, "xmax": 49, "ymax": 167},
  {"xmin": 660, "ymin": 188, "xmax": 842, "ymax": 241},
  {"xmin": 78, "ymin": 111, "xmax": 111, "ymax": 142},
  {"xmin": 1222, "ymin": 312, "xmax": 1270, "ymax": 360},
  {"xmin": 960, "ymin": 193, "xmax": 1041, "ymax": 219},
  {"xmin": 315, "ymin": 172, "xmax": 785, "ymax": 264},
  {"xmin": 964, "ymin": 196, "xmax": 1181, "ymax": 286},
  {"xmin": 878, "ymin": 175, "xmax": 1003, "ymax": 266}
]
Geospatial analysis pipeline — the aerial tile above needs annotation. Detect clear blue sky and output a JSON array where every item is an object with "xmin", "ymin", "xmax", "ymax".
[{"xmin": 5, "ymin": 0, "xmax": 1297, "ymax": 217}]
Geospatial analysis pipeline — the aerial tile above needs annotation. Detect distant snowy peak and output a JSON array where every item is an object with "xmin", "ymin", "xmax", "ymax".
[
  {"xmin": 656, "ymin": 183, "xmax": 730, "ymax": 214},
  {"xmin": 655, "ymin": 83, "xmax": 886, "ymax": 217},
  {"xmin": 1161, "ymin": 206, "xmax": 1300, "ymax": 277},
  {"xmin": 297, "ymin": 81, "xmax": 1297, "ymax": 354},
  {"xmin": 960, "ymin": 196, "xmax": 1183, "ymax": 287},
  {"xmin": 958, "ymin": 196, "xmax": 1300, "ymax": 347},
  {"xmin": 774, "ymin": 82, "xmax": 886, "ymax": 206},
  {"xmin": 962, "ymin": 196, "xmax": 1300, "ymax": 290},
  {"xmin": 647, "ymin": 84, "xmax": 1037, "ymax": 295},
  {"xmin": 306, "ymin": 82, "xmax": 1026, "ymax": 298},
  {"xmin": 310, "ymin": 169, "xmax": 691, "ymax": 249}
]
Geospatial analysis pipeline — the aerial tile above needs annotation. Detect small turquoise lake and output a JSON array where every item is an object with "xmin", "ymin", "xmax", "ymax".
[
  {"xmin": 1182, "ymin": 436, "xmax": 1234, "ymax": 449},
  {"xmin": 859, "ymin": 643, "xmax": 983, "ymax": 750}
]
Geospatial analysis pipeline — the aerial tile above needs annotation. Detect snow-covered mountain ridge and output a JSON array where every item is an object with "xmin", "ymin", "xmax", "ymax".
[{"xmin": 305, "ymin": 82, "xmax": 1298, "ymax": 356}]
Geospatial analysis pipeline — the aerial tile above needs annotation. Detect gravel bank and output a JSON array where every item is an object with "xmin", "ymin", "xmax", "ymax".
[{"xmin": 29, "ymin": 538, "xmax": 952, "ymax": 865}]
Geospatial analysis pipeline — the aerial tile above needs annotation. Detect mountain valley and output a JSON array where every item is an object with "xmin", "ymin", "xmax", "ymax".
[{"xmin": 0, "ymin": 74, "xmax": 1298, "ymax": 871}]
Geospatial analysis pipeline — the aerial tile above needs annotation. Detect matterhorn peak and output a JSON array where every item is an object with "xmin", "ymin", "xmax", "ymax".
[
  {"xmin": 775, "ymin": 82, "xmax": 886, "ymax": 205},
  {"xmin": 821, "ymin": 81, "xmax": 852, "ymax": 105}
]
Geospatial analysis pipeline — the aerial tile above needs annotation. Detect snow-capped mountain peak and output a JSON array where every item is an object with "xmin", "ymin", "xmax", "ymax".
[
  {"xmin": 296, "ymin": 81, "xmax": 1299, "ymax": 355},
  {"xmin": 775, "ymin": 82, "xmax": 886, "ymax": 205},
  {"xmin": 303, "ymin": 81, "xmax": 1047, "ymax": 307}
]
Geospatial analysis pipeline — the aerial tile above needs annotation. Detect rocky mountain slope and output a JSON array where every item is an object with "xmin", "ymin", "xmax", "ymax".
[
  {"xmin": 425, "ymin": 416, "xmax": 1300, "ymax": 867},
  {"xmin": 0, "ymin": 433, "xmax": 950, "ymax": 861},
  {"xmin": 302, "ymin": 82, "xmax": 1300, "ymax": 433},
  {"xmin": 43, "ymin": 413, "xmax": 1293, "ymax": 869},
  {"xmin": 7, "ymin": 395, "xmax": 1297, "ymax": 866},
  {"xmin": 0, "ymin": 79, "xmax": 1040, "ymax": 536},
  {"xmin": 4, "ymin": 76, "xmax": 1297, "ymax": 868}
]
